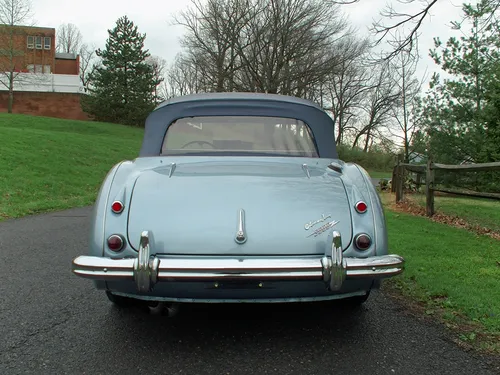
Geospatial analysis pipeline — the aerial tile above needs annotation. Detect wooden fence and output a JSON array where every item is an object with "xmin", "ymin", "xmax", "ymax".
[{"xmin": 392, "ymin": 158, "xmax": 500, "ymax": 216}]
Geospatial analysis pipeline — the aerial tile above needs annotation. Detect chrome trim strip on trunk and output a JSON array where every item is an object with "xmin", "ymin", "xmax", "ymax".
[
  {"xmin": 168, "ymin": 162, "xmax": 176, "ymax": 178},
  {"xmin": 235, "ymin": 208, "xmax": 247, "ymax": 244},
  {"xmin": 302, "ymin": 163, "xmax": 311, "ymax": 179}
]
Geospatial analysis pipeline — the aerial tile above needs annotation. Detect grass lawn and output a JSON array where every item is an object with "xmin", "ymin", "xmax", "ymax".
[
  {"xmin": 407, "ymin": 193, "xmax": 500, "ymax": 233},
  {"xmin": 366, "ymin": 170, "xmax": 392, "ymax": 179},
  {"xmin": 382, "ymin": 193, "xmax": 500, "ymax": 352},
  {"xmin": 0, "ymin": 113, "xmax": 143, "ymax": 220}
]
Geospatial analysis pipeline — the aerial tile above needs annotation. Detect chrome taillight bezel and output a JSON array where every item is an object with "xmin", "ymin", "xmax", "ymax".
[
  {"xmin": 355, "ymin": 200, "xmax": 368, "ymax": 214},
  {"xmin": 354, "ymin": 233, "xmax": 372, "ymax": 250},
  {"xmin": 111, "ymin": 200, "xmax": 124, "ymax": 214},
  {"xmin": 107, "ymin": 234, "xmax": 125, "ymax": 252}
]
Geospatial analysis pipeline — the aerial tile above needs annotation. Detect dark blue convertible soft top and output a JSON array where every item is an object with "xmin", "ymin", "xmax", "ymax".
[{"xmin": 139, "ymin": 92, "xmax": 338, "ymax": 158}]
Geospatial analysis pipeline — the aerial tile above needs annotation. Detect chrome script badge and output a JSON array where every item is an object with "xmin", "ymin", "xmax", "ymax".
[
  {"xmin": 307, "ymin": 220, "xmax": 339, "ymax": 238},
  {"xmin": 304, "ymin": 214, "xmax": 332, "ymax": 230}
]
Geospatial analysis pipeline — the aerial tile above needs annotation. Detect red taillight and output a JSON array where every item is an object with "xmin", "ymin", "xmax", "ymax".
[
  {"xmin": 355, "ymin": 201, "xmax": 367, "ymax": 214},
  {"xmin": 107, "ymin": 234, "xmax": 124, "ymax": 251},
  {"xmin": 355, "ymin": 234, "xmax": 372, "ymax": 250},
  {"xmin": 111, "ymin": 201, "xmax": 124, "ymax": 214}
]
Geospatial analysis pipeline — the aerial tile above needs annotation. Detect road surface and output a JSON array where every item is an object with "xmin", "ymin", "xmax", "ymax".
[{"xmin": 0, "ymin": 207, "xmax": 498, "ymax": 375}]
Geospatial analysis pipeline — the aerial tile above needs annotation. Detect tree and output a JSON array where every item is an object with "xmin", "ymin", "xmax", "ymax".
[
  {"xmin": 334, "ymin": 0, "xmax": 500, "ymax": 60},
  {"xmin": 78, "ymin": 43, "xmax": 97, "ymax": 92},
  {"xmin": 82, "ymin": 16, "xmax": 161, "ymax": 126},
  {"xmin": 0, "ymin": 0, "xmax": 33, "ymax": 113},
  {"xmin": 371, "ymin": 0, "xmax": 440, "ymax": 60},
  {"xmin": 173, "ymin": 0, "xmax": 253, "ymax": 93},
  {"xmin": 235, "ymin": 0, "xmax": 348, "ymax": 96},
  {"xmin": 387, "ymin": 41, "xmax": 426, "ymax": 163},
  {"xmin": 417, "ymin": 0, "xmax": 500, "ymax": 164},
  {"xmin": 146, "ymin": 55, "xmax": 166, "ymax": 102},
  {"xmin": 56, "ymin": 23, "xmax": 82, "ymax": 54},
  {"xmin": 480, "ymin": 63, "xmax": 500, "ymax": 161},
  {"xmin": 318, "ymin": 36, "xmax": 372, "ymax": 145},
  {"xmin": 56, "ymin": 24, "xmax": 95, "ymax": 92},
  {"xmin": 351, "ymin": 62, "xmax": 401, "ymax": 151},
  {"xmin": 174, "ymin": 0, "xmax": 350, "ymax": 96},
  {"xmin": 161, "ymin": 53, "xmax": 205, "ymax": 99}
]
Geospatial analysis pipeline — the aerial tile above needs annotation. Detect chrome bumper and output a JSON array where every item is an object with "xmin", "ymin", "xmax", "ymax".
[{"xmin": 72, "ymin": 231, "xmax": 404, "ymax": 293}]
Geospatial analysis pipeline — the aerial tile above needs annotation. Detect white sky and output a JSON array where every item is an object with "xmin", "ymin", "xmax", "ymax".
[{"xmin": 31, "ymin": 0, "xmax": 469, "ymax": 90}]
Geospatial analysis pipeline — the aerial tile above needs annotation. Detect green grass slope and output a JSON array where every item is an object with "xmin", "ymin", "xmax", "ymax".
[{"xmin": 0, "ymin": 114, "xmax": 143, "ymax": 220}]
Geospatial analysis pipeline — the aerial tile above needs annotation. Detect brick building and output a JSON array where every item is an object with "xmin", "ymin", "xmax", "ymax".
[
  {"xmin": 0, "ymin": 24, "xmax": 86, "ymax": 120},
  {"xmin": 55, "ymin": 52, "xmax": 80, "ymax": 75},
  {"xmin": 0, "ymin": 24, "xmax": 79, "ymax": 74}
]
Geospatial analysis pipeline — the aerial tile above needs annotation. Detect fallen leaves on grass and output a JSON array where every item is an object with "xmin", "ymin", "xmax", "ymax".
[{"xmin": 388, "ymin": 195, "xmax": 500, "ymax": 241}]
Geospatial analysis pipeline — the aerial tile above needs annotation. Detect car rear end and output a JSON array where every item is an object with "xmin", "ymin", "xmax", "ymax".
[{"xmin": 74, "ymin": 156, "xmax": 404, "ymax": 303}]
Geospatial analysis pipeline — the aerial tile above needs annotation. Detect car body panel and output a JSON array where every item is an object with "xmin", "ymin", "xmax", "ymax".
[{"xmin": 126, "ymin": 158, "xmax": 353, "ymax": 256}]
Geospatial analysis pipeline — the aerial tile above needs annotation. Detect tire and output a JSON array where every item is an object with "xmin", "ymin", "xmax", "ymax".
[{"xmin": 105, "ymin": 291, "xmax": 137, "ymax": 308}]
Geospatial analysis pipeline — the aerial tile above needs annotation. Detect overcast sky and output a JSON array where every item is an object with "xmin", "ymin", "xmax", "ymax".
[{"xmin": 32, "ymin": 0, "xmax": 470, "ymax": 89}]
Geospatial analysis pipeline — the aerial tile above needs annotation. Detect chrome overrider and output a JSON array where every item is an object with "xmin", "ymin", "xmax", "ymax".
[{"xmin": 72, "ymin": 230, "xmax": 405, "ymax": 293}]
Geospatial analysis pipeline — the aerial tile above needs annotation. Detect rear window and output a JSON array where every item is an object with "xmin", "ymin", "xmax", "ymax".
[{"xmin": 161, "ymin": 116, "xmax": 319, "ymax": 157}]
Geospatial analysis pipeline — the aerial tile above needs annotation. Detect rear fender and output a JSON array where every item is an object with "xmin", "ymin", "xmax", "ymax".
[
  {"xmin": 340, "ymin": 163, "xmax": 389, "ymax": 257},
  {"xmin": 89, "ymin": 160, "xmax": 140, "ymax": 259},
  {"xmin": 100, "ymin": 158, "xmax": 179, "ymax": 258},
  {"xmin": 88, "ymin": 162, "xmax": 122, "ymax": 258}
]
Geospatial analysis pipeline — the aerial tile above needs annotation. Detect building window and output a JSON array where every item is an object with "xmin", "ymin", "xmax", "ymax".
[
  {"xmin": 27, "ymin": 64, "xmax": 35, "ymax": 73},
  {"xmin": 27, "ymin": 36, "xmax": 34, "ymax": 49},
  {"xmin": 44, "ymin": 65, "xmax": 51, "ymax": 74},
  {"xmin": 44, "ymin": 37, "xmax": 51, "ymax": 50},
  {"xmin": 35, "ymin": 36, "xmax": 42, "ymax": 49},
  {"xmin": 35, "ymin": 64, "xmax": 43, "ymax": 73}
]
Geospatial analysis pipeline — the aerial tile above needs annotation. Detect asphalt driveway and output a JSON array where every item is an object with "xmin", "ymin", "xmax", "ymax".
[{"xmin": 0, "ymin": 207, "xmax": 498, "ymax": 375}]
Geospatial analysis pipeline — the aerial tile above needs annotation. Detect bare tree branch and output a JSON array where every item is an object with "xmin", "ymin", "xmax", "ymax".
[
  {"xmin": 175, "ymin": 0, "xmax": 352, "ymax": 97},
  {"xmin": 370, "ymin": 0, "xmax": 439, "ymax": 59},
  {"xmin": 318, "ymin": 35, "xmax": 373, "ymax": 144},
  {"xmin": 56, "ymin": 23, "xmax": 82, "ymax": 54},
  {"xmin": 79, "ymin": 43, "xmax": 98, "ymax": 92},
  {"xmin": 351, "ymin": 61, "xmax": 401, "ymax": 149},
  {"xmin": 0, "ymin": 0, "xmax": 34, "ymax": 113},
  {"xmin": 162, "ymin": 52, "xmax": 206, "ymax": 98}
]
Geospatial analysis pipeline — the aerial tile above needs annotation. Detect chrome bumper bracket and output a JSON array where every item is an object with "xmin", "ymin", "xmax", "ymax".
[
  {"xmin": 321, "ymin": 230, "xmax": 347, "ymax": 292},
  {"xmin": 133, "ymin": 231, "xmax": 160, "ymax": 293}
]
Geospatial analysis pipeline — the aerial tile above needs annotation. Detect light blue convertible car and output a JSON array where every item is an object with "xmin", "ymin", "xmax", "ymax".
[{"xmin": 72, "ymin": 93, "xmax": 404, "ymax": 310}]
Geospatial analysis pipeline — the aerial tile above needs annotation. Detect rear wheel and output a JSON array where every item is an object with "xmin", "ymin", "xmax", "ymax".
[{"xmin": 105, "ymin": 291, "xmax": 136, "ymax": 308}]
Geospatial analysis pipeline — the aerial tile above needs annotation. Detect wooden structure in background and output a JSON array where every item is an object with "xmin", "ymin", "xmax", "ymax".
[{"xmin": 392, "ymin": 158, "xmax": 500, "ymax": 217}]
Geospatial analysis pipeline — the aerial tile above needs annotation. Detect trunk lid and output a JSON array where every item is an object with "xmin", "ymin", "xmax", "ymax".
[{"xmin": 126, "ymin": 159, "xmax": 353, "ymax": 255}]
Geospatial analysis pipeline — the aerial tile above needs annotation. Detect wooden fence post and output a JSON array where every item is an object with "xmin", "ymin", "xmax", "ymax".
[
  {"xmin": 425, "ymin": 158, "xmax": 435, "ymax": 216},
  {"xmin": 396, "ymin": 164, "xmax": 404, "ymax": 202},
  {"xmin": 391, "ymin": 165, "xmax": 397, "ymax": 193}
]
